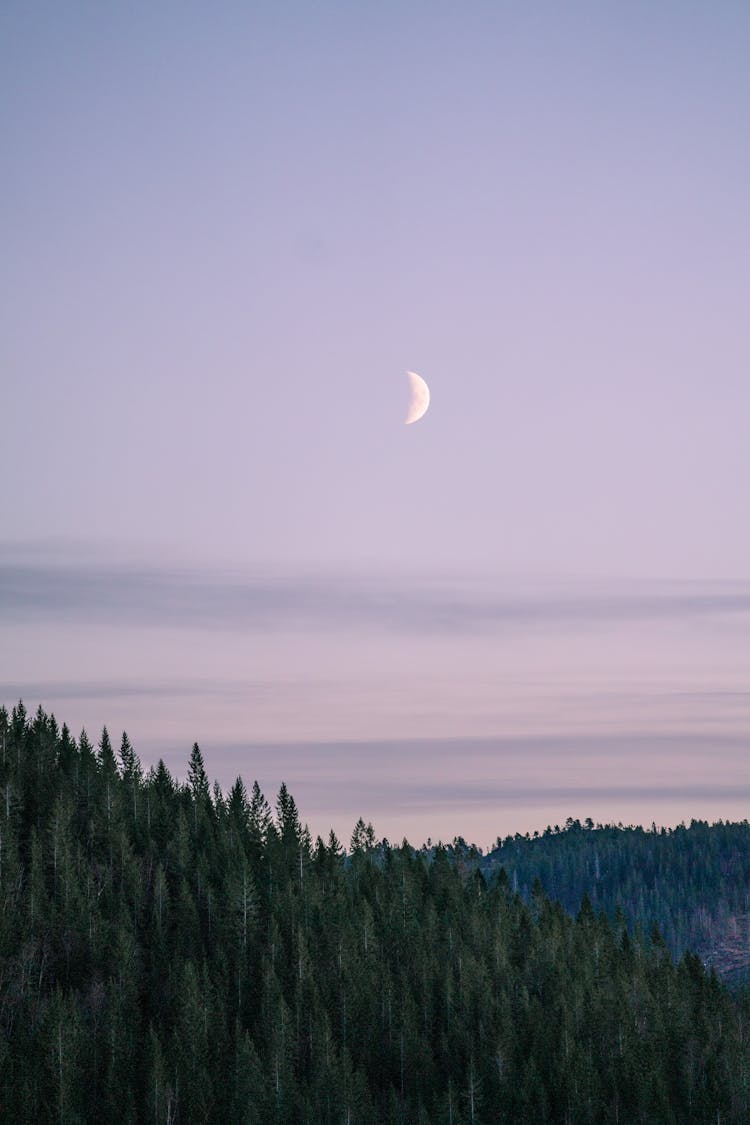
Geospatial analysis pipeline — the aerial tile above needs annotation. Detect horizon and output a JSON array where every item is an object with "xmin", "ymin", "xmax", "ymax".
[
  {"xmin": 8, "ymin": 693, "xmax": 750, "ymax": 855},
  {"xmin": 5, "ymin": 693, "xmax": 750, "ymax": 852}
]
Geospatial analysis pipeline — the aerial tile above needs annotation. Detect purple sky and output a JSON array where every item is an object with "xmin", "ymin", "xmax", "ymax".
[{"xmin": 3, "ymin": 3, "xmax": 749, "ymax": 847}]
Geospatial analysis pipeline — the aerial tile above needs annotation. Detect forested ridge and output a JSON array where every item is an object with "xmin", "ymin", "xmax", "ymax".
[
  {"xmin": 482, "ymin": 819, "xmax": 750, "ymax": 986},
  {"xmin": 2, "ymin": 702, "xmax": 750, "ymax": 1123}
]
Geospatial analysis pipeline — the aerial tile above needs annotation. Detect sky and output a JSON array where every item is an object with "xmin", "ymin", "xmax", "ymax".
[{"xmin": 2, "ymin": 2, "xmax": 749, "ymax": 848}]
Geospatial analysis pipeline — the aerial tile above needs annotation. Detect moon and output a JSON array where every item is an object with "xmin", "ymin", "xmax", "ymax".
[{"xmin": 405, "ymin": 370, "xmax": 430, "ymax": 425}]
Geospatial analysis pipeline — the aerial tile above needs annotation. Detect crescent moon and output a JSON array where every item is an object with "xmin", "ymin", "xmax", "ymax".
[{"xmin": 405, "ymin": 370, "xmax": 430, "ymax": 425}]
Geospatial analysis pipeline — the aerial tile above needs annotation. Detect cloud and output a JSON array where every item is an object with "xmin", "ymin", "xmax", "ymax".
[
  {"xmin": 148, "ymin": 730, "xmax": 750, "ymax": 840},
  {"xmin": 153, "ymin": 731, "xmax": 750, "ymax": 790},
  {"xmin": 0, "ymin": 678, "xmax": 257, "ymax": 703},
  {"xmin": 2, "ymin": 556, "xmax": 750, "ymax": 635}
]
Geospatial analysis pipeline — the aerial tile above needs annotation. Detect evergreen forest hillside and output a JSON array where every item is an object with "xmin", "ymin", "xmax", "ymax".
[
  {"xmin": 2, "ymin": 703, "xmax": 750, "ymax": 1123},
  {"xmin": 481, "ymin": 818, "xmax": 750, "ymax": 988}
]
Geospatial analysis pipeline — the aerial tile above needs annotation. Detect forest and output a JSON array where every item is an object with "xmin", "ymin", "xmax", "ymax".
[
  {"xmin": 2, "ymin": 702, "xmax": 750, "ymax": 1123},
  {"xmin": 481, "ymin": 818, "xmax": 750, "ymax": 987}
]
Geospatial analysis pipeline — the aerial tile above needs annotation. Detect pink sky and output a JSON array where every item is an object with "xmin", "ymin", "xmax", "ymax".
[{"xmin": 3, "ymin": 3, "xmax": 750, "ymax": 845}]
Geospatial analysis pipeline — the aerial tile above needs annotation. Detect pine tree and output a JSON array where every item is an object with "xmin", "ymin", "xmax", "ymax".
[{"xmin": 172, "ymin": 960, "xmax": 215, "ymax": 1122}]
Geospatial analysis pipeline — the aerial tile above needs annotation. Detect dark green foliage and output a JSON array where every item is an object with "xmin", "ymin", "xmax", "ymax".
[
  {"xmin": 2, "ymin": 702, "xmax": 750, "ymax": 1122},
  {"xmin": 483, "ymin": 817, "xmax": 750, "ymax": 984}
]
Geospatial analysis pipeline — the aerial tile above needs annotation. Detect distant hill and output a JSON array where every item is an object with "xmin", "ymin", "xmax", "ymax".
[{"xmin": 476, "ymin": 817, "xmax": 750, "ymax": 986}]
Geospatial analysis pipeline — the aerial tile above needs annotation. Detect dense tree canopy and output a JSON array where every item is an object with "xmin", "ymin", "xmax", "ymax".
[
  {"xmin": 1, "ymin": 703, "xmax": 749, "ymax": 1123},
  {"xmin": 482, "ymin": 816, "xmax": 750, "ymax": 985}
]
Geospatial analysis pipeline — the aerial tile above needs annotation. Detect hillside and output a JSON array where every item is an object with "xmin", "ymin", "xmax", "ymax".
[
  {"xmin": 2, "ymin": 702, "xmax": 750, "ymax": 1123},
  {"xmin": 480, "ymin": 818, "xmax": 750, "ymax": 985}
]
